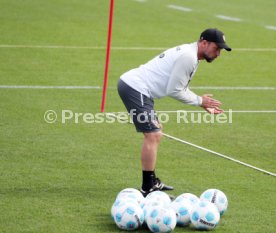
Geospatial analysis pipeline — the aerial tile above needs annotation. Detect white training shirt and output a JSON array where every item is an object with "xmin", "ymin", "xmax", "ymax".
[{"xmin": 120, "ymin": 42, "xmax": 202, "ymax": 106}]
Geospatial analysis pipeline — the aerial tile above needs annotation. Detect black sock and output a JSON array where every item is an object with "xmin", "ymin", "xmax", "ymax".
[{"xmin": 142, "ymin": 170, "xmax": 155, "ymax": 191}]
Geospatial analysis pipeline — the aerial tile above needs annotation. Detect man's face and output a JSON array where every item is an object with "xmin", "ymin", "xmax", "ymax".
[{"xmin": 203, "ymin": 42, "xmax": 222, "ymax": 63}]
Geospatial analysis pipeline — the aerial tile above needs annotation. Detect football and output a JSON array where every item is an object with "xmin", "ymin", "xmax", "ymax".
[
  {"xmin": 112, "ymin": 200, "xmax": 144, "ymax": 231},
  {"xmin": 143, "ymin": 199, "xmax": 163, "ymax": 223},
  {"xmin": 200, "ymin": 188, "xmax": 228, "ymax": 216},
  {"xmin": 146, "ymin": 205, "xmax": 177, "ymax": 233},
  {"xmin": 111, "ymin": 197, "xmax": 137, "ymax": 221},
  {"xmin": 116, "ymin": 188, "xmax": 145, "ymax": 208},
  {"xmin": 170, "ymin": 197, "xmax": 193, "ymax": 226},
  {"xmin": 174, "ymin": 192, "xmax": 200, "ymax": 206},
  {"xmin": 190, "ymin": 200, "xmax": 220, "ymax": 231},
  {"xmin": 144, "ymin": 191, "xmax": 171, "ymax": 208}
]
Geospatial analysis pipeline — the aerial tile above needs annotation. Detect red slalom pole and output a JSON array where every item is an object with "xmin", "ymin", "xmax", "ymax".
[{"xmin": 101, "ymin": 0, "xmax": 115, "ymax": 112}]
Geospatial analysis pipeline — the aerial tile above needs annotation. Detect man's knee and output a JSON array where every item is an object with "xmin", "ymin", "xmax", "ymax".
[{"xmin": 144, "ymin": 131, "xmax": 163, "ymax": 144}]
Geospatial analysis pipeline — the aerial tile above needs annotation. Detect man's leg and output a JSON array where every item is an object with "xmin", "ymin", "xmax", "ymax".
[
  {"xmin": 141, "ymin": 131, "xmax": 162, "ymax": 171},
  {"xmin": 140, "ymin": 131, "xmax": 174, "ymax": 196},
  {"xmin": 141, "ymin": 131, "xmax": 162, "ymax": 191}
]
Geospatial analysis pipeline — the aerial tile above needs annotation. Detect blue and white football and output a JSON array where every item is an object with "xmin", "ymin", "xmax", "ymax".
[
  {"xmin": 200, "ymin": 188, "xmax": 228, "ymax": 216},
  {"xmin": 190, "ymin": 200, "xmax": 220, "ymax": 231}
]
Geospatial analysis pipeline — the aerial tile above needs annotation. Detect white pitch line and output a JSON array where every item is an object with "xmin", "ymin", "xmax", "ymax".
[
  {"xmin": 216, "ymin": 14, "xmax": 242, "ymax": 22},
  {"xmin": 0, "ymin": 85, "xmax": 275, "ymax": 91},
  {"xmin": 162, "ymin": 133, "xmax": 276, "ymax": 177},
  {"xmin": 265, "ymin": 25, "xmax": 276, "ymax": 31},
  {"xmin": 167, "ymin": 4, "xmax": 192, "ymax": 12},
  {"xmin": 190, "ymin": 86, "xmax": 276, "ymax": 90},
  {"xmin": 1, "ymin": 44, "xmax": 275, "ymax": 52},
  {"xmin": 0, "ymin": 85, "xmax": 101, "ymax": 89},
  {"xmin": 107, "ymin": 110, "xmax": 276, "ymax": 114},
  {"xmin": 156, "ymin": 110, "xmax": 276, "ymax": 113},
  {"xmin": 0, "ymin": 44, "xmax": 107, "ymax": 49},
  {"xmin": 234, "ymin": 48, "xmax": 276, "ymax": 52}
]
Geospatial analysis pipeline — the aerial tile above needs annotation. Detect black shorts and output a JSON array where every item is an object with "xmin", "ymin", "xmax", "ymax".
[{"xmin": 117, "ymin": 79, "xmax": 161, "ymax": 133}]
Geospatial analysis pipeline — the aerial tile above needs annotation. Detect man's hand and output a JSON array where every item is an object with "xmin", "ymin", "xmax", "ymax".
[
  {"xmin": 205, "ymin": 107, "xmax": 224, "ymax": 114},
  {"xmin": 201, "ymin": 94, "xmax": 224, "ymax": 114}
]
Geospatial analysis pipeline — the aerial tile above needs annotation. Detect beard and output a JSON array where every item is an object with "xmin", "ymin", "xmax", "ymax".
[{"xmin": 203, "ymin": 53, "xmax": 215, "ymax": 63}]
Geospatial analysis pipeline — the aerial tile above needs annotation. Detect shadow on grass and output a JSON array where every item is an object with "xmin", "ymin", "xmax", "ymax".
[{"xmin": 100, "ymin": 214, "xmax": 197, "ymax": 233}]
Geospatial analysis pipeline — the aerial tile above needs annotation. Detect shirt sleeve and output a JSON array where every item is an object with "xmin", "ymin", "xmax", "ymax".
[{"xmin": 166, "ymin": 53, "xmax": 202, "ymax": 106}]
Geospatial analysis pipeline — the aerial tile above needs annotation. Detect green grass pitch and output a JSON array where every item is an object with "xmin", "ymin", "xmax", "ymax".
[{"xmin": 0, "ymin": 0, "xmax": 275, "ymax": 232}]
